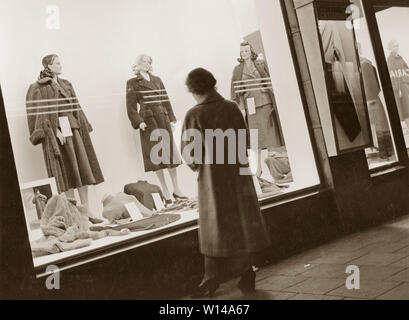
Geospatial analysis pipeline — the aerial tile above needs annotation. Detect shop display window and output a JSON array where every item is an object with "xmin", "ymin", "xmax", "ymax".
[
  {"xmin": 314, "ymin": 1, "xmax": 398, "ymax": 169},
  {"xmin": 373, "ymin": 5, "xmax": 409, "ymax": 156},
  {"xmin": 0, "ymin": 0, "xmax": 319, "ymax": 268}
]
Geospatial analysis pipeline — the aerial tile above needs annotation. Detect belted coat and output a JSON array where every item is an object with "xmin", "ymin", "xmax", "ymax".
[{"xmin": 126, "ymin": 73, "xmax": 181, "ymax": 172}]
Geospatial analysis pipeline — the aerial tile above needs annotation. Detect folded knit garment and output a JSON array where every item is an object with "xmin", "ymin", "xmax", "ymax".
[
  {"xmin": 264, "ymin": 154, "xmax": 293, "ymax": 183},
  {"xmin": 40, "ymin": 195, "xmax": 90, "ymax": 237},
  {"xmin": 32, "ymin": 195, "xmax": 131, "ymax": 258},
  {"xmin": 124, "ymin": 181, "xmax": 164, "ymax": 210},
  {"xmin": 31, "ymin": 236, "xmax": 92, "ymax": 258},
  {"xmin": 90, "ymin": 214, "xmax": 181, "ymax": 232},
  {"xmin": 159, "ymin": 199, "xmax": 198, "ymax": 213},
  {"xmin": 102, "ymin": 192, "xmax": 154, "ymax": 223}
]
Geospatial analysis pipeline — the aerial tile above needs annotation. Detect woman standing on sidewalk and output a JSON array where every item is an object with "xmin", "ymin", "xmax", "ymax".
[{"xmin": 181, "ymin": 68, "xmax": 271, "ymax": 298}]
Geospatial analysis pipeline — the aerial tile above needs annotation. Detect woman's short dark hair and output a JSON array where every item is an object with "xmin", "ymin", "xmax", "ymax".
[{"xmin": 185, "ymin": 68, "xmax": 217, "ymax": 95}]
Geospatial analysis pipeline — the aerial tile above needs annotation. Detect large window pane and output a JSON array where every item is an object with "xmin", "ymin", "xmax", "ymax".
[
  {"xmin": 352, "ymin": 0, "xmax": 398, "ymax": 169},
  {"xmin": 315, "ymin": 1, "xmax": 397, "ymax": 169},
  {"xmin": 0, "ymin": 0, "xmax": 319, "ymax": 267},
  {"xmin": 374, "ymin": 6, "xmax": 409, "ymax": 154}
]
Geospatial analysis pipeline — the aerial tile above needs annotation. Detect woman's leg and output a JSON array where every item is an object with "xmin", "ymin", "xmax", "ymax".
[
  {"xmin": 256, "ymin": 149, "xmax": 262, "ymax": 177},
  {"xmin": 203, "ymin": 256, "xmax": 220, "ymax": 282},
  {"xmin": 167, "ymin": 167, "xmax": 185, "ymax": 198},
  {"xmin": 236, "ymin": 253, "xmax": 256, "ymax": 294},
  {"xmin": 78, "ymin": 186, "xmax": 89, "ymax": 206},
  {"xmin": 78, "ymin": 186, "xmax": 103, "ymax": 223},
  {"xmin": 191, "ymin": 256, "xmax": 221, "ymax": 297},
  {"xmin": 155, "ymin": 169, "xmax": 171, "ymax": 200}
]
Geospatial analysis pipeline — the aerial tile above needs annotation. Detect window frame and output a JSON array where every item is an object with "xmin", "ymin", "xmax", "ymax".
[{"xmin": 359, "ymin": 0, "xmax": 409, "ymax": 173}]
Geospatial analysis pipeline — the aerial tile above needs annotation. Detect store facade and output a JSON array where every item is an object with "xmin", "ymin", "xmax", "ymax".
[{"xmin": 1, "ymin": 0, "xmax": 409, "ymax": 299}]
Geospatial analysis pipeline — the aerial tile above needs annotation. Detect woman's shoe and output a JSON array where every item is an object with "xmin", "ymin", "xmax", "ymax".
[
  {"xmin": 165, "ymin": 199, "xmax": 173, "ymax": 205},
  {"xmin": 238, "ymin": 269, "xmax": 256, "ymax": 294},
  {"xmin": 190, "ymin": 278, "xmax": 220, "ymax": 298},
  {"xmin": 173, "ymin": 192, "xmax": 188, "ymax": 200}
]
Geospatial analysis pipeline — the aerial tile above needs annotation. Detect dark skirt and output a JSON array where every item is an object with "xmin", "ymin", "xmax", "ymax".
[
  {"xmin": 140, "ymin": 106, "xmax": 182, "ymax": 172},
  {"xmin": 247, "ymin": 104, "xmax": 282, "ymax": 149},
  {"xmin": 60, "ymin": 129, "xmax": 99, "ymax": 189}
]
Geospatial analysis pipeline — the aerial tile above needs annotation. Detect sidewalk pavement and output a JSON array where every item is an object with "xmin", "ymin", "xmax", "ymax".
[{"xmin": 189, "ymin": 214, "xmax": 409, "ymax": 300}]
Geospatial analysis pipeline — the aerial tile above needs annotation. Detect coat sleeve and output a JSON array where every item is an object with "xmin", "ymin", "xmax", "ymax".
[
  {"xmin": 66, "ymin": 80, "xmax": 93, "ymax": 132},
  {"xmin": 231, "ymin": 66, "xmax": 247, "ymax": 111},
  {"xmin": 181, "ymin": 110, "xmax": 202, "ymax": 172},
  {"xmin": 159, "ymin": 78, "xmax": 177, "ymax": 122},
  {"xmin": 26, "ymin": 84, "xmax": 46, "ymax": 145},
  {"xmin": 126, "ymin": 79, "xmax": 143, "ymax": 129}
]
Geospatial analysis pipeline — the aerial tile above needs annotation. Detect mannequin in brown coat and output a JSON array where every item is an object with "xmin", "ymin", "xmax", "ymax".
[{"xmin": 26, "ymin": 55, "xmax": 104, "ymax": 223}]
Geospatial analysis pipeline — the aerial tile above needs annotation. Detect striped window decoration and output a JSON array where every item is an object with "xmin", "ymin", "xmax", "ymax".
[
  {"xmin": 233, "ymin": 77, "xmax": 274, "ymax": 94},
  {"xmin": 26, "ymin": 108, "xmax": 83, "ymax": 117}
]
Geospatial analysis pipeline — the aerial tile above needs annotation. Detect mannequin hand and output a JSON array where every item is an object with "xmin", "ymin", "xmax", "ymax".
[
  {"xmin": 56, "ymin": 129, "xmax": 66, "ymax": 145},
  {"xmin": 170, "ymin": 121, "xmax": 176, "ymax": 132},
  {"xmin": 139, "ymin": 122, "xmax": 147, "ymax": 131},
  {"xmin": 241, "ymin": 109, "xmax": 246, "ymax": 119}
]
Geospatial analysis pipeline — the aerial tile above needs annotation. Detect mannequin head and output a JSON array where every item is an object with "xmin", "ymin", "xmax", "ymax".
[
  {"xmin": 388, "ymin": 40, "xmax": 399, "ymax": 55},
  {"xmin": 39, "ymin": 54, "xmax": 61, "ymax": 79},
  {"xmin": 238, "ymin": 41, "xmax": 258, "ymax": 63},
  {"xmin": 185, "ymin": 68, "xmax": 217, "ymax": 103},
  {"xmin": 132, "ymin": 54, "xmax": 153, "ymax": 74}
]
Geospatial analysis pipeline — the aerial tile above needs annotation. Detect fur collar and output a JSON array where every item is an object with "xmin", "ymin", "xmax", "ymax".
[{"xmin": 37, "ymin": 77, "xmax": 53, "ymax": 84}]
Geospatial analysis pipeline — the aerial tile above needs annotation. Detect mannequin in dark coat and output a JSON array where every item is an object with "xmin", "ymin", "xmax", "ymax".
[
  {"xmin": 126, "ymin": 54, "xmax": 186, "ymax": 203},
  {"xmin": 182, "ymin": 68, "xmax": 271, "ymax": 297}
]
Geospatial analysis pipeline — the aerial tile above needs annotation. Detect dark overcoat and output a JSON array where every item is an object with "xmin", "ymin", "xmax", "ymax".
[
  {"xmin": 126, "ymin": 73, "xmax": 181, "ymax": 172},
  {"xmin": 26, "ymin": 77, "xmax": 104, "ymax": 193},
  {"xmin": 181, "ymin": 90, "xmax": 271, "ymax": 257}
]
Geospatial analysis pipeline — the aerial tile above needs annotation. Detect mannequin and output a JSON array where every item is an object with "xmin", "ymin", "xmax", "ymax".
[
  {"xmin": 231, "ymin": 41, "xmax": 285, "ymax": 189},
  {"xmin": 387, "ymin": 40, "xmax": 409, "ymax": 137},
  {"xmin": 126, "ymin": 54, "xmax": 187, "ymax": 203},
  {"xmin": 358, "ymin": 43, "xmax": 394, "ymax": 159},
  {"xmin": 26, "ymin": 54, "xmax": 104, "ymax": 223}
]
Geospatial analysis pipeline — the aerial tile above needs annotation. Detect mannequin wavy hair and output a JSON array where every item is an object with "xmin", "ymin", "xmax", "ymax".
[
  {"xmin": 132, "ymin": 54, "xmax": 153, "ymax": 75},
  {"xmin": 237, "ymin": 41, "xmax": 258, "ymax": 63}
]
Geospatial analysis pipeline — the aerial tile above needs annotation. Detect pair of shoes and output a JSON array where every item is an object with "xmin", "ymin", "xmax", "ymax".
[
  {"xmin": 173, "ymin": 192, "xmax": 188, "ymax": 200},
  {"xmin": 238, "ymin": 269, "xmax": 256, "ymax": 294},
  {"xmin": 190, "ymin": 278, "xmax": 220, "ymax": 298}
]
